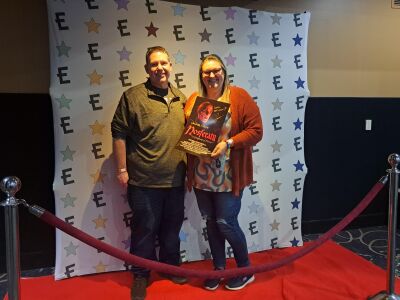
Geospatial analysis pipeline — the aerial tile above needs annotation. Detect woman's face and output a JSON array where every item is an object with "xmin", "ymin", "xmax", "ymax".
[{"xmin": 201, "ymin": 59, "xmax": 224, "ymax": 96}]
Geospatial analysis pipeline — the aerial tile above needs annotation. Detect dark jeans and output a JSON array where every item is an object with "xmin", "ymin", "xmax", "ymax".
[
  {"xmin": 128, "ymin": 185, "xmax": 185, "ymax": 277},
  {"xmin": 193, "ymin": 188, "xmax": 249, "ymax": 270}
]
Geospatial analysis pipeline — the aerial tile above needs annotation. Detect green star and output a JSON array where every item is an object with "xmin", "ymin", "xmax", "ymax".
[
  {"xmin": 61, "ymin": 145, "xmax": 76, "ymax": 161},
  {"xmin": 55, "ymin": 94, "xmax": 72, "ymax": 110},
  {"xmin": 56, "ymin": 41, "xmax": 71, "ymax": 57},
  {"xmin": 60, "ymin": 193, "xmax": 77, "ymax": 208}
]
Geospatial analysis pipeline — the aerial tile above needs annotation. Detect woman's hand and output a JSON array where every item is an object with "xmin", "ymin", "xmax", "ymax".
[{"xmin": 211, "ymin": 141, "xmax": 228, "ymax": 158}]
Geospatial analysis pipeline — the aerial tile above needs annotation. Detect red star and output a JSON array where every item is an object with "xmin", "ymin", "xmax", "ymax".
[{"xmin": 145, "ymin": 22, "xmax": 159, "ymax": 37}]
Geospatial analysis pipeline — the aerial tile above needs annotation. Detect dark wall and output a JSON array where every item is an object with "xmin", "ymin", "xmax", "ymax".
[
  {"xmin": 1, "ymin": 95, "xmax": 399, "ymax": 272},
  {"xmin": 0, "ymin": 93, "xmax": 55, "ymax": 273}
]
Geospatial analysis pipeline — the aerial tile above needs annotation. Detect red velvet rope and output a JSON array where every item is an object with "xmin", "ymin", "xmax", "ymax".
[{"xmin": 36, "ymin": 180, "xmax": 385, "ymax": 279}]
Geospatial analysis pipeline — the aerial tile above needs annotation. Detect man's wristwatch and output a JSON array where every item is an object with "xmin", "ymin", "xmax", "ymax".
[
  {"xmin": 118, "ymin": 168, "xmax": 127, "ymax": 175},
  {"xmin": 226, "ymin": 138, "xmax": 234, "ymax": 149}
]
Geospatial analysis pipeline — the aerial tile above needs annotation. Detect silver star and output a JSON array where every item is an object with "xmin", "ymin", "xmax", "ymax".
[
  {"xmin": 60, "ymin": 193, "xmax": 77, "ymax": 208},
  {"xmin": 271, "ymin": 140, "xmax": 282, "ymax": 153},
  {"xmin": 271, "ymin": 180, "xmax": 282, "ymax": 191},
  {"xmin": 272, "ymin": 98, "xmax": 284, "ymax": 110},
  {"xmin": 271, "ymin": 13, "xmax": 282, "ymax": 25},
  {"xmin": 271, "ymin": 55, "xmax": 282, "ymax": 68},
  {"xmin": 60, "ymin": 145, "xmax": 76, "ymax": 161},
  {"xmin": 64, "ymin": 241, "xmax": 79, "ymax": 256},
  {"xmin": 248, "ymin": 201, "xmax": 260, "ymax": 214},
  {"xmin": 270, "ymin": 219, "xmax": 280, "ymax": 231}
]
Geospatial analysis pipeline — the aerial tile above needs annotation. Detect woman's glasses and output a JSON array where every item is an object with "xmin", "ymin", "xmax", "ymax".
[{"xmin": 202, "ymin": 68, "xmax": 223, "ymax": 76}]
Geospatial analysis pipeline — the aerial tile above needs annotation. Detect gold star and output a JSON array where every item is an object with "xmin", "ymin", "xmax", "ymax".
[
  {"xmin": 89, "ymin": 120, "xmax": 105, "ymax": 135},
  {"xmin": 90, "ymin": 169, "xmax": 106, "ymax": 184},
  {"xmin": 85, "ymin": 18, "xmax": 101, "ymax": 33},
  {"xmin": 94, "ymin": 261, "xmax": 107, "ymax": 273},
  {"xmin": 87, "ymin": 70, "xmax": 103, "ymax": 85},
  {"xmin": 270, "ymin": 219, "xmax": 280, "ymax": 231},
  {"xmin": 92, "ymin": 214, "xmax": 107, "ymax": 229}
]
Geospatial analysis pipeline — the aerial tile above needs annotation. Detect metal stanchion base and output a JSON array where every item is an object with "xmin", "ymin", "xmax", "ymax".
[{"xmin": 368, "ymin": 291, "xmax": 400, "ymax": 300}]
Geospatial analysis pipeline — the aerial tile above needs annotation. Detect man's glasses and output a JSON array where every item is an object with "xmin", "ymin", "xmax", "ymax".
[{"xmin": 202, "ymin": 68, "xmax": 223, "ymax": 76}]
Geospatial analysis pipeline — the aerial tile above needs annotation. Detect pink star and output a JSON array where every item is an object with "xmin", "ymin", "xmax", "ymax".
[
  {"xmin": 224, "ymin": 53, "xmax": 237, "ymax": 66},
  {"xmin": 224, "ymin": 7, "xmax": 237, "ymax": 20}
]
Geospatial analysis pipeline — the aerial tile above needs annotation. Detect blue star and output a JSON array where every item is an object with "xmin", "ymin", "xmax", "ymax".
[
  {"xmin": 179, "ymin": 230, "xmax": 188, "ymax": 242},
  {"xmin": 295, "ymin": 76, "xmax": 305, "ymax": 89},
  {"xmin": 247, "ymin": 31, "xmax": 259, "ymax": 45},
  {"xmin": 248, "ymin": 201, "xmax": 260, "ymax": 214},
  {"xmin": 290, "ymin": 237, "xmax": 300, "ymax": 247},
  {"xmin": 293, "ymin": 33, "xmax": 303, "ymax": 46},
  {"xmin": 291, "ymin": 198, "xmax": 300, "ymax": 209},
  {"xmin": 248, "ymin": 75, "xmax": 260, "ymax": 89},
  {"xmin": 173, "ymin": 50, "xmax": 186, "ymax": 65},
  {"xmin": 293, "ymin": 118, "xmax": 303, "ymax": 130},
  {"xmin": 172, "ymin": 3, "xmax": 186, "ymax": 16},
  {"xmin": 293, "ymin": 160, "xmax": 304, "ymax": 172},
  {"xmin": 122, "ymin": 236, "xmax": 131, "ymax": 249},
  {"xmin": 114, "ymin": 0, "xmax": 129, "ymax": 10}
]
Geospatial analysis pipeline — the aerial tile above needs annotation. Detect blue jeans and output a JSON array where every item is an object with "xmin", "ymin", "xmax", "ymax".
[
  {"xmin": 128, "ymin": 185, "xmax": 185, "ymax": 277},
  {"xmin": 194, "ymin": 188, "xmax": 249, "ymax": 270}
]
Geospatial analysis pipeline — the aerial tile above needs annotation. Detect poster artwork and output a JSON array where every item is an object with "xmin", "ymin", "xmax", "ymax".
[{"xmin": 176, "ymin": 96, "xmax": 230, "ymax": 156}]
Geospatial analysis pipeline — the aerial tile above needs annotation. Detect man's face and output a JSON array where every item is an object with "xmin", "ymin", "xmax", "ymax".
[{"xmin": 145, "ymin": 51, "xmax": 172, "ymax": 89}]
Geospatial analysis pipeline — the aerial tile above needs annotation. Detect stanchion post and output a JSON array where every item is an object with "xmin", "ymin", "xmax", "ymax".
[
  {"xmin": 0, "ymin": 176, "xmax": 22, "ymax": 300},
  {"xmin": 369, "ymin": 153, "xmax": 400, "ymax": 300}
]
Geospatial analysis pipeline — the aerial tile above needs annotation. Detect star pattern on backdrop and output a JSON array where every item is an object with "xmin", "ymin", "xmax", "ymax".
[
  {"xmin": 92, "ymin": 214, "xmax": 108, "ymax": 229},
  {"xmin": 248, "ymin": 201, "xmax": 261, "ymax": 214},
  {"xmin": 64, "ymin": 241, "xmax": 79, "ymax": 256},
  {"xmin": 293, "ymin": 33, "xmax": 303, "ymax": 46},
  {"xmin": 224, "ymin": 53, "xmax": 236, "ymax": 66},
  {"xmin": 56, "ymin": 41, "xmax": 71, "ymax": 57},
  {"xmin": 248, "ymin": 76, "xmax": 260, "ymax": 89},
  {"xmin": 248, "ymin": 242, "xmax": 259, "ymax": 252},
  {"xmin": 224, "ymin": 7, "xmax": 237, "ymax": 20},
  {"xmin": 173, "ymin": 50, "xmax": 186, "ymax": 65},
  {"xmin": 90, "ymin": 169, "xmax": 106, "ymax": 184},
  {"xmin": 55, "ymin": 94, "xmax": 72, "ymax": 109},
  {"xmin": 271, "ymin": 180, "xmax": 282, "ymax": 191},
  {"xmin": 293, "ymin": 118, "xmax": 303, "ymax": 130},
  {"xmin": 117, "ymin": 46, "xmax": 132, "ymax": 61},
  {"xmin": 271, "ymin": 13, "xmax": 282, "ymax": 25},
  {"xmin": 60, "ymin": 193, "xmax": 77, "ymax": 208},
  {"xmin": 172, "ymin": 3, "xmax": 186, "ymax": 16},
  {"xmin": 199, "ymin": 28, "xmax": 212, "ymax": 42},
  {"xmin": 293, "ymin": 160, "xmax": 304, "ymax": 172},
  {"xmin": 290, "ymin": 237, "xmax": 300, "ymax": 247},
  {"xmin": 179, "ymin": 230, "xmax": 189, "ymax": 242},
  {"xmin": 122, "ymin": 237, "xmax": 130, "ymax": 249},
  {"xmin": 271, "ymin": 98, "xmax": 284, "ymax": 110},
  {"xmin": 60, "ymin": 145, "xmax": 76, "ymax": 161},
  {"xmin": 114, "ymin": 0, "xmax": 129, "ymax": 10},
  {"xmin": 271, "ymin": 140, "xmax": 283, "ymax": 153},
  {"xmin": 94, "ymin": 261, "xmax": 108, "ymax": 273},
  {"xmin": 295, "ymin": 76, "xmax": 305, "ymax": 89},
  {"xmin": 270, "ymin": 219, "xmax": 280, "ymax": 231},
  {"xmin": 291, "ymin": 198, "xmax": 301, "ymax": 209},
  {"xmin": 271, "ymin": 55, "xmax": 283, "ymax": 68},
  {"xmin": 253, "ymin": 162, "xmax": 260, "ymax": 174},
  {"xmin": 87, "ymin": 70, "xmax": 103, "ymax": 85},
  {"xmin": 145, "ymin": 22, "xmax": 159, "ymax": 37},
  {"xmin": 85, "ymin": 18, "xmax": 101, "ymax": 33},
  {"xmin": 247, "ymin": 31, "xmax": 259, "ymax": 45},
  {"xmin": 89, "ymin": 120, "xmax": 105, "ymax": 135}
]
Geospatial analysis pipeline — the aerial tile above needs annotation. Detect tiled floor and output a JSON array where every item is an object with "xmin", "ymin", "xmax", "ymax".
[{"xmin": 1, "ymin": 226, "xmax": 399, "ymax": 299}]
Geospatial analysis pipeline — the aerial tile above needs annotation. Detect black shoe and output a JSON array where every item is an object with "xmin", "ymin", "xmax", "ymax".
[
  {"xmin": 225, "ymin": 275, "xmax": 255, "ymax": 291},
  {"xmin": 158, "ymin": 272, "xmax": 188, "ymax": 285},
  {"xmin": 204, "ymin": 278, "xmax": 221, "ymax": 291},
  {"xmin": 131, "ymin": 276, "xmax": 148, "ymax": 300}
]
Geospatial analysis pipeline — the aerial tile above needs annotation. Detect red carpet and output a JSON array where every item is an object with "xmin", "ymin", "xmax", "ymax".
[{"xmin": 5, "ymin": 241, "xmax": 399, "ymax": 300}]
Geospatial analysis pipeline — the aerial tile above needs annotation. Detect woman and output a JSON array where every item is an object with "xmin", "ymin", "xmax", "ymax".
[{"xmin": 185, "ymin": 54, "xmax": 263, "ymax": 291}]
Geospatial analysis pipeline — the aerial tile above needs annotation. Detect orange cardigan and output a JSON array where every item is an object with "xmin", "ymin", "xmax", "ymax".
[{"xmin": 184, "ymin": 86, "xmax": 263, "ymax": 196}]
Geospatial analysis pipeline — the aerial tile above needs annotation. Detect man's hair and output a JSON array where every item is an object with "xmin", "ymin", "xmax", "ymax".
[{"xmin": 145, "ymin": 46, "xmax": 170, "ymax": 65}]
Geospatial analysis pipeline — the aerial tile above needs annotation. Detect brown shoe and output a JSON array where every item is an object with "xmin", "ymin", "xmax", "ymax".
[{"xmin": 131, "ymin": 276, "xmax": 148, "ymax": 300}]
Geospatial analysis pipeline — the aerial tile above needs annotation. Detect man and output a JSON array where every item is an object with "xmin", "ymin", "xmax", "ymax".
[{"xmin": 111, "ymin": 46, "xmax": 187, "ymax": 300}]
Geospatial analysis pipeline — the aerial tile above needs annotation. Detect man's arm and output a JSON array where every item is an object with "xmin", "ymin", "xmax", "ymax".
[{"xmin": 113, "ymin": 138, "xmax": 129, "ymax": 188}]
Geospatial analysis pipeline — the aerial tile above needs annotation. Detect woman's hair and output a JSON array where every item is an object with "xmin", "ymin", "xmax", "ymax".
[{"xmin": 198, "ymin": 54, "xmax": 230, "ymax": 102}]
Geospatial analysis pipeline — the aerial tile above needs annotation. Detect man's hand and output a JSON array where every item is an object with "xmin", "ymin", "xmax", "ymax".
[
  {"xmin": 211, "ymin": 141, "xmax": 227, "ymax": 158},
  {"xmin": 116, "ymin": 171, "xmax": 129, "ymax": 188}
]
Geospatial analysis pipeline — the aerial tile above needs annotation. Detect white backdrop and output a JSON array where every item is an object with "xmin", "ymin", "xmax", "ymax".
[{"xmin": 47, "ymin": 0, "xmax": 310, "ymax": 280}]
